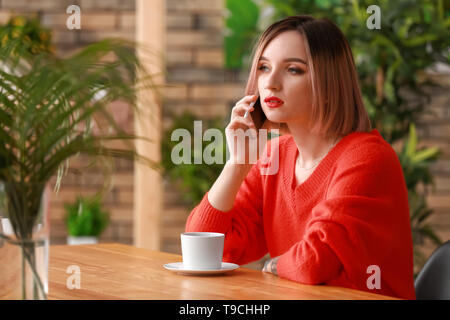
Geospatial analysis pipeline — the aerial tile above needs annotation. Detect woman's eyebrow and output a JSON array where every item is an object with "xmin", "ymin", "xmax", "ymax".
[{"xmin": 259, "ymin": 56, "xmax": 307, "ymax": 65}]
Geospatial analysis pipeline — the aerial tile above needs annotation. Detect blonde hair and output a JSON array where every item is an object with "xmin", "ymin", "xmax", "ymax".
[{"xmin": 245, "ymin": 15, "xmax": 371, "ymax": 138}]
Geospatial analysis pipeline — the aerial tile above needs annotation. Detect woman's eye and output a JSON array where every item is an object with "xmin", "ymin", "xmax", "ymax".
[
  {"xmin": 288, "ymin": 67, "xmax": 302, "ymax": 74},
  {"xmin": 258, "ymin": 65, "xmax": 303, "ymax": 74},
  {"xmin": 258, "ymin": 65, "xmax": 269, "ymax": 71}
]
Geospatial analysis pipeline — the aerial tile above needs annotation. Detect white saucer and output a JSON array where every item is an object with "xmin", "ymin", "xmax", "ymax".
[{"xmin": 163, "ymin": 262, "xmax": 239, "ymax": 275}]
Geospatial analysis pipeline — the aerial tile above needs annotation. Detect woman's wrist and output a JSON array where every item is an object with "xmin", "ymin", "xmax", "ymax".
[
  {"xmin": 207, "ymin": 162, "xmax": 252, "ymax": 212},
  {"xmin": 224, "ymin": 160, "xmax": 254, "ymax": 178}
]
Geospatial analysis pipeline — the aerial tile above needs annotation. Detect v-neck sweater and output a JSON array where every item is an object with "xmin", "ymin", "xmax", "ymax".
[{"xmin": 185, "ymin": 129, "xmax": 416, "ymax": 300}]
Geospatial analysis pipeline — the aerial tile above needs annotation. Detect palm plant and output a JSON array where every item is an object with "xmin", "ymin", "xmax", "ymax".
[{"xmin": 0, "ymin": 20, "xmax": 158, "ymax": 299}]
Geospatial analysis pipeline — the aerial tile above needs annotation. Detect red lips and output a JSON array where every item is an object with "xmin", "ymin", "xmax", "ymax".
[{"xmin": 264, "ymin": 96, "xmax": 284, "ymax": 108}]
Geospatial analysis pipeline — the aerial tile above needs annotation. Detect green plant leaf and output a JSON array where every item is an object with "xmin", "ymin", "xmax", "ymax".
[
  {"xmin": 406, "ymin": 123, "xmax": 417, "ymax": 158},
  {"xmin": 419, "ymin": 224, "xmax": 443, "ymax": 245},
  {"xmin": 402, "ymin": 34, "xmax": 438, "ymax": 47},
  {"xmin": 225, "ymin": 0, "xmax": 260, "ymax": 69},
  {"xmin": 411, "ymin": 147, "xmax": 440, "ymax": 164}
]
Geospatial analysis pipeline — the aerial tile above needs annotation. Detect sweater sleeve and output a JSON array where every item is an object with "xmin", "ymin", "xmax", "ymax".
[
  {"xmin": 185, "ymin": 161, "xmax": 267, "ymax": 265},
  {"xmin": 277, "ymin": 142, "xmax": 414, "ymax": 296}
]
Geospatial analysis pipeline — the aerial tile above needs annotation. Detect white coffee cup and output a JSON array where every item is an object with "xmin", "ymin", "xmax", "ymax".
[{"xmin": 180, "ymin": 232, "xmax": 225, "ymax": 270}]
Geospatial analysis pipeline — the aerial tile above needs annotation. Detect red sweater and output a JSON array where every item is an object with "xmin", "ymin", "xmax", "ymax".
[{"xmin": 185, "ymin": 129, "xmax": 416, "ymax": 300}]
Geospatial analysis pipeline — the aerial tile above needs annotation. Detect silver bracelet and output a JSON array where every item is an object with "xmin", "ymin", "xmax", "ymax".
[{"xmin": 271, "ymin": 257, "xmax": 279, "ymax": 275}]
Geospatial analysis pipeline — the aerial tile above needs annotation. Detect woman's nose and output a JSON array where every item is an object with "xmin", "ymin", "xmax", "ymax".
[{"xmin": 264, "ymin": 71, "xmax": 281, "ymax": 91}]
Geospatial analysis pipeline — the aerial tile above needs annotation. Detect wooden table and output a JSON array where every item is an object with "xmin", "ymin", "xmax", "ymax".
[{"xmin": 48, "ymin": 243, "xmax": 398, "ymax": 300}]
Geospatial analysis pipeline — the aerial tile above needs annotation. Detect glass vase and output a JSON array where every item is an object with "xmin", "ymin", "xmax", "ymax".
[{"xmin": 0, "ymin": 181, "xmax": 49, "ymax": 300}]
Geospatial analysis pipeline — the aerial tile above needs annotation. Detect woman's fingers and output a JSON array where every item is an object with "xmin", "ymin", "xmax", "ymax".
[
  {"xmin": 231, "ymin": 95, "xmax": 258, "ymax": 119},
  {"xmin": 231, "ymin": 105, "xmax": 254, "ymax": 120},
  {"xmin": 228, "ymin": 95, "xmax": 258, "ymax": 133},
  {"xmin": 236, "ymin": 94, "xmax": 258, "ymax": 106},
  {"xmin": 229, "ymin": 115, "xmax": 256, "ymax": 130},
  {"xmin": 225, "ymin": 94, "xmax": 259, "ymax": 165}
]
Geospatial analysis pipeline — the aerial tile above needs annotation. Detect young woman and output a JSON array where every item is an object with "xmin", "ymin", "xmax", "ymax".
[{"xmin": 185, "ymin": 15, "xmax": 416, "ymax": 300}]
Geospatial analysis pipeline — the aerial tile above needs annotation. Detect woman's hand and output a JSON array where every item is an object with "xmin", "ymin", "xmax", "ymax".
[
  {"xmin": 225, "ymin": 95, "xmax": 259, "ymax": 166},
  {"xmin": 262, "ymin": 256, "xmax": 280, "ymax": 276}
]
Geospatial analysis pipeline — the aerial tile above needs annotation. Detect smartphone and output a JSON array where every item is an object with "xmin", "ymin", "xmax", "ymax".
[{"xmin": 245, "ymin": 95, "xmax": 266, "ymax": 130}]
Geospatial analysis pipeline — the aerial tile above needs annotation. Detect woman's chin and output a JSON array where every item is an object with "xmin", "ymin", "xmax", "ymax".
[
  {"xmin": 264, "ymin": 113, "xmax": 288, "ymax": 124},
  {"xmin": 260, "ymin": 119, "xmax": 282, "ymax": 130},
  {"xmin": 260, "ymin": 119, "xmax": 290, "ymax": 135}
]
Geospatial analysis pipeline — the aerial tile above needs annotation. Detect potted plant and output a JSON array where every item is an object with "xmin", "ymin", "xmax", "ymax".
[
  {"xmin": 0, "ymin": 16, "xmax": 157, "ymax": 299},
  {"xmin": 65, "ymin": 196, "xmax": 109, "ymax": 245}
]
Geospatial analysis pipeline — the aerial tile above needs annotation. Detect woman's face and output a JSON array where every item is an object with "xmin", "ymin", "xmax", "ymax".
[{"xmin": 257, "ymin": 30, "xmax": 312, "ymax": 127}]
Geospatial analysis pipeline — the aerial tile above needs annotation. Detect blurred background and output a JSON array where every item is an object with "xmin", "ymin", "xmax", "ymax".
[{"xmin": 1, "ymin": 0, "xmax": 448, "ymax": 275}]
